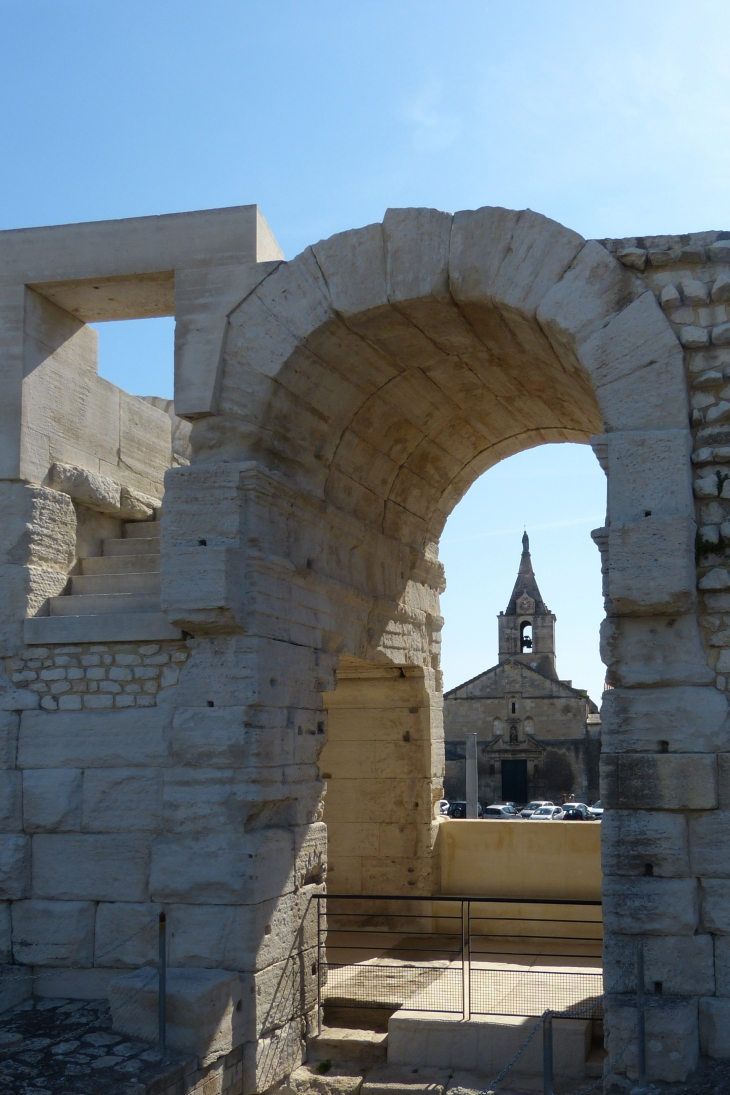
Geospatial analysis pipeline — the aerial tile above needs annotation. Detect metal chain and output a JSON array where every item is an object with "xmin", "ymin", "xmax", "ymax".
[
  {"xmin": 476, "ymin": 955, "xmax": 638, "ymax": 1095},
  {"xmin": 479, "ymin": 1014, "xmax": 545, "ymax": 1094}
]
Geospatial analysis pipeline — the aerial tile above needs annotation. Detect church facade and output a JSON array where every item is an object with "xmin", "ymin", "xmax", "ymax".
[{"xmin": 443, "ymin": 533, "xmax": 601, "ymax": 805}]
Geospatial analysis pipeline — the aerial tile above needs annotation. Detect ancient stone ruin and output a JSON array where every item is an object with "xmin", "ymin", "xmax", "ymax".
[{"xmin": 1, "ymin": 203, "xmax": 730, "ymax": 1089}]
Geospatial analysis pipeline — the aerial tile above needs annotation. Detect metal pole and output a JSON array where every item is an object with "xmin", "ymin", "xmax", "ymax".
[
  {"xmin": 466, "ymin": 733, "xmax": 478, "ymax": 818},
  {"xmin": 632, "ymin": 940, "xmax": 647, "ymax": 1094},
  {"xmin": 543, "ymin": 1012, "xmax": 554, "ymax": 1095},
  {"xmin": 461, "ymin": 899, "xmax": 471, "ymax": 1021},
  {"xmin": 317, "ymin": 897, "xmax": 323, "ymax": 1037},
  {"xmin": 158, "ymin": 912, "xmax": 166, "ymax": 1057}
]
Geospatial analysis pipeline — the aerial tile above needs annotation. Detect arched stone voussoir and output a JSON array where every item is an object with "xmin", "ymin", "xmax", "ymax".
[
  {"xmin": 449, "ymin": 205, "xmax": 585, "ymax": 317},
  {"xmin": 577, "ymin": 290, "xmax": 689, "ymax": 433},
  {"xmin": 382, "ymin": 207, "xmax": 453, "ymax": 305},
  {"xmin": 311, "ymin": 221, "xmax": 388, "ymax": 318},
  {"xmin": 224, "ymin": 247, "xmax": 334, "ymax": 383},
  {"xmin": 536, "ymin": 239, "xmax": 645, "ymax": 372}
]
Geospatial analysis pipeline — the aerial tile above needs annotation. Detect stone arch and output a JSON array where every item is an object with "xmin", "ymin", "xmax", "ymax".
[
  {"xmin": 161, "ymin": 206, "xmax": 714, "ymax": 1088},
  {"xmin": 184, "ymin": 205, "xmax": 694, "ymax": 662}
]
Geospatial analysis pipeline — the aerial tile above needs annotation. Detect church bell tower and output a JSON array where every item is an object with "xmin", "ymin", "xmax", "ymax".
[{"xmin": 497, "ymin": 532, "xmax": 557, "ymax": 679}]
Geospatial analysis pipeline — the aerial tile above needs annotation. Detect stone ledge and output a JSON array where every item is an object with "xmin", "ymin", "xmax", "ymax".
[{"xmin": 23, "ymin": 614, "xmax": 183, "ymax": 645}]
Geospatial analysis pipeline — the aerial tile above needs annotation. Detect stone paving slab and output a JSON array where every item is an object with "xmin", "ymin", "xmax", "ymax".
[{"xmin": 0, "ymin": 995, "xmax": 187, "ymax": 1094}]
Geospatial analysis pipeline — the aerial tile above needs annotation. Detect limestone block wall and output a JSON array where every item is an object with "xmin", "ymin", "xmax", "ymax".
[
  {"xmin": 321, "ymin": 658, "xmax": 442, "ymax": 895},
  {"xmin": 5, "ymin": 640, "xmax": 189, "ymax": 712},
  {"xmin": 595, "ymin": 232, "xmax": 730, "ymax": 1080},
  {"xmin": 9, "ymin": 204, "xmax": 730, "ymax": 1087}
]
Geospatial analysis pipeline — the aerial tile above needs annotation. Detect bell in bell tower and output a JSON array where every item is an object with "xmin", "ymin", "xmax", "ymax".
[{"xmin": 497, "ymin": 532, "xmax": 557, "ymax": 679}]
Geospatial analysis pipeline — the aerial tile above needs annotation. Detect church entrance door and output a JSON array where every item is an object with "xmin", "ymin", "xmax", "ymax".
[{"xmin": 501, "ymin": 759, "xmax": 528, "ymax": 804}]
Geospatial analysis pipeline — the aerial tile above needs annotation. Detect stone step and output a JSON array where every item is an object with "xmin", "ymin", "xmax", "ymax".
[
  {"xmin": 49, "ymin": 592, "xmax": 160, "ymax": 616},
  {"xmin": 584, "ymin": 1044, "xmax": 606, "ymax": 1078},
  {"xmin": 102, "ymin": 538, "xmax": 160, "ymax": 557},
  {"xmin": 81, "ymin": 554, "xmax": 161, "ymax": 575},
  {"xmin": 70, "ymin": 572, "xmax": 160, "ymax": 596},
  {"xmin": 23, "ymin": 613, "xmax": 182, "ymax": 645},
  {"xmin": 361, "ymin": 1065, "xmax": 451, "ymax": 1095},
  {"xmin": 124, "ymin": 521, "xmax": 161, "ymax": 540},
  {"xmin": 308, "ymin": 1027, "xmax": 388, "ymax": 1067}
]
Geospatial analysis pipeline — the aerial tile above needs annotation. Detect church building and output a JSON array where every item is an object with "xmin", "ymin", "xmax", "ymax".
[{"xmin": 443, "ymin": 533, "xmax": 601, "ymax": 806}]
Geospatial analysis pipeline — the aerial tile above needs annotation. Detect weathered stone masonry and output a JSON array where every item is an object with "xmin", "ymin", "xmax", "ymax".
[{"xmin": 2, "ymin": 205, "xmax": 730, "ymax": 1089}]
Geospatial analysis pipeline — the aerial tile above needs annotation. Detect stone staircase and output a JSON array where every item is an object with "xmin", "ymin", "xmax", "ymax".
[{"xmin": 24, "ymin": 520, "xmax": 182, "ymax": 645}]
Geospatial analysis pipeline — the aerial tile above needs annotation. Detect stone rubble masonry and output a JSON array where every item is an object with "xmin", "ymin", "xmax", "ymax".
[
  {"xmin": 4, "ymin": 640, "xmax": 189, "ymax": 710},
  {"xmin": 5, "ymin": 208, "xmax": 730, "ymax": 1089}
]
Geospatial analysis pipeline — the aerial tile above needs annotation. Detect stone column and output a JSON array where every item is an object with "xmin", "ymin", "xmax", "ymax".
[
  {"xmin": 321, "ymin": 658, "xmax": 443, "ymax": 895},
  {"xmin": 160, "ymin": 460, "xmax": 336, "ymax": 1091}
]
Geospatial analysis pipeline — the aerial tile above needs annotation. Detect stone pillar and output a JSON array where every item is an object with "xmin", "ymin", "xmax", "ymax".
[
  {"xmin": 596, "ymin": 428, "xmax": 718, "ymax": 1084},
  {"xmin": 321, "ymin": 658, "xmax": 443, "ymax": 895},
  {"xmin": 159, "ymin": 460, "xmax": 336, "ymax": 1091}
]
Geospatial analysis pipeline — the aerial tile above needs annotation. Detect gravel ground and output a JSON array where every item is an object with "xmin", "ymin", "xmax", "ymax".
[{"xmin": 0, "ymin": 995, "xmax": 184, "ymax": 1094}]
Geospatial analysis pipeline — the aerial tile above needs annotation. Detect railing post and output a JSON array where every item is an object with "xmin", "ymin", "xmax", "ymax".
[
  {"xmin": 632, "ymin": 940, "xmax": 647, "ymax": 1094},
  {"xmin": 543, "ymin": 1011, "xmax": 553, "ymax": 1095},
  {"xmin": 317, "ymin": 896, "xmax": 323, "ymax": 1037},
  {"xmin": 461, "ymin": 899, "xmax": 471, "ymax": 1021},
  {"xmin": 158, "ymin": 911, "xmax": 166, "ymax": 1057}
]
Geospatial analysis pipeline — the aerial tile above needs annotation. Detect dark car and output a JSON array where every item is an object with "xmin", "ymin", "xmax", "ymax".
[
  {"xmin": 447, "ymin": 801, "xmax": 484, "ymax": 818},
  {"xmin": 562, "ymin": 803, "xmax": 594, "ymax": 821}
]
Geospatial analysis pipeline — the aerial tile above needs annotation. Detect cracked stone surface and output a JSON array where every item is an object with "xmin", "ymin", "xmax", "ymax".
[{"xmin": 0, "ymin": 996, "xmax": 185, "ymax": 1094}]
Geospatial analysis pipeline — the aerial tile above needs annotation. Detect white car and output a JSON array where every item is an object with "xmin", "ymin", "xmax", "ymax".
[
  {"xmin": 587, "ymin": 800, "xmax": 603, "ymax": 819},
  {"xmin": 519, "ymin": 800, "xmax": 554, "ymax": 818},
  {"xmin": 482, "ymin": 804, "xmax": 520, "ymax": 818},
  {"xmin": 438, "ymin": 799, "xmax": 450, "ymax": 815},
  {"xmin": 529, "ymin": 805, "xmax": 565, "ymax": 820}
]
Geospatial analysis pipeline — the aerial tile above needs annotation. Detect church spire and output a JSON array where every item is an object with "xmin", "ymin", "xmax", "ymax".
[
  {"xmin": 504, "ymin": 530, "xmax": 549, "ymax": 617},
  {"xmin": 497, "ymin": 532, "xmax": 557, "ymax": 679}
]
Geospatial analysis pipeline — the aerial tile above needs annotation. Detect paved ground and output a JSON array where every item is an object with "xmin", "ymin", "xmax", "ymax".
[{"xmin": 0, "ymin": 995, "xmax": 184, "ymax": 1094}]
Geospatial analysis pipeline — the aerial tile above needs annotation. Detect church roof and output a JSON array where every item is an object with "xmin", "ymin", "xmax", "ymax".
[
  {"xmin": 443, "ymin": 658, "xmax": 597, "ymax": 708},
  {"xmin": 504, "ymin": 531, "xmax": 550, "ymax": 616}
]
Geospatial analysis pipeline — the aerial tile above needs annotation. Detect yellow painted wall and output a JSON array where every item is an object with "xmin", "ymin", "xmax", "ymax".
[{"xmin": 438, "ymin": 818, "xmax": 601, "ymax": 901}]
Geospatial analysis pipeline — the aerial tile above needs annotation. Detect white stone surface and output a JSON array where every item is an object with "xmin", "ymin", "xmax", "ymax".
[
  {"xmin": 603, "ymin": 877, "xmax": 698, "ymax": 935},
  {"xmin": 699, "ymin": 997, "xmax": 730, "ymax": 1058},
  {"xmin": 606, "ymin": 516, "xmax": 696, "ymax": 616},
  {"xmin": 602, "ymin": 810, "xmax": 689, "ymax": 877},
  {"xmin": 109, "ymin": 966, "xmax": 243, "ymax": 1063},
  {"xmin": 22, "ymin": 769, "xmax": 81, "ymax": 832},
  {"xmin": 11, "ymin": 898, "xmax": 94, "ymax": 966},
  {"xmin": 601, "ymin": 753, "xmax": 718, "ymax": 810},
  {"xmin": 81, "ymin": 769, "xmax": 161, "ymax": 832},
  {"xmin": 605, "ymin": 994, "xmax": 698, "ymax": 1082},
  {"xmin": 31, "ymin": 834, "xmax": 149, "ymax": 901},
  {"xmin": 601, "ymin": 685, "xmax": 728, "ymax": 752},
  {"xmin": 0, "ymin": 836, "xmax": 30, "ymax": 899},
  {"xmin": 603, "ymin": 932, "xmax": 715, "ymax": 996},
  {"xmin": 94, "ymin": 901, "xmax": 160, "ymax": 968}
]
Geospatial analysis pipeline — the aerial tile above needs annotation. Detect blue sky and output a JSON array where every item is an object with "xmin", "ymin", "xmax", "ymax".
[{"xmin": 3, "ymin": 0, "xmax": 725, "ymax": 698}]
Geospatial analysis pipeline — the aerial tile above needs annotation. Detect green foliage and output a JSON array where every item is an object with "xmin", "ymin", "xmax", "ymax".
[
  {"xmin": 316, "ymin": 1060, "xmax": 332, "ymax": 1074},
  {"xmin": 696, "ymin": 528, "xmax": 725, "ymax": 564}
]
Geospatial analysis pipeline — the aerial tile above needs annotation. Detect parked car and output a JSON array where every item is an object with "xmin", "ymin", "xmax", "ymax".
[
  {"xmin": 447, "ymin": 801, "xmax": 484, "ymax": 818},
  {"xmin": 482, "ymin": 804, "xmax": 520, "ymax": 818},
  {"xmin": 438, "ymin": 799, "xmax": 450, "ymax": 815},
  {"xmin": 562, "ymin": 804, "xmax": 594, "ymax": 821},
  {"xmin": 519, "ymin": 800, "xmax": 554, "ymax": 818},
  {"xmin": 529, "ymin": 805, "xmax": 565, "ymax": 820},
  {"xmin": 588, "ymin": 800, "xmax": 603, "ymax": 819}
]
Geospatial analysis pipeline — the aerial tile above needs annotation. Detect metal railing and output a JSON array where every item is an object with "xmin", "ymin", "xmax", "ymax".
[{"xmin": 316, "ymin": 894, "xmax": 603, "ymax": 1027}]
